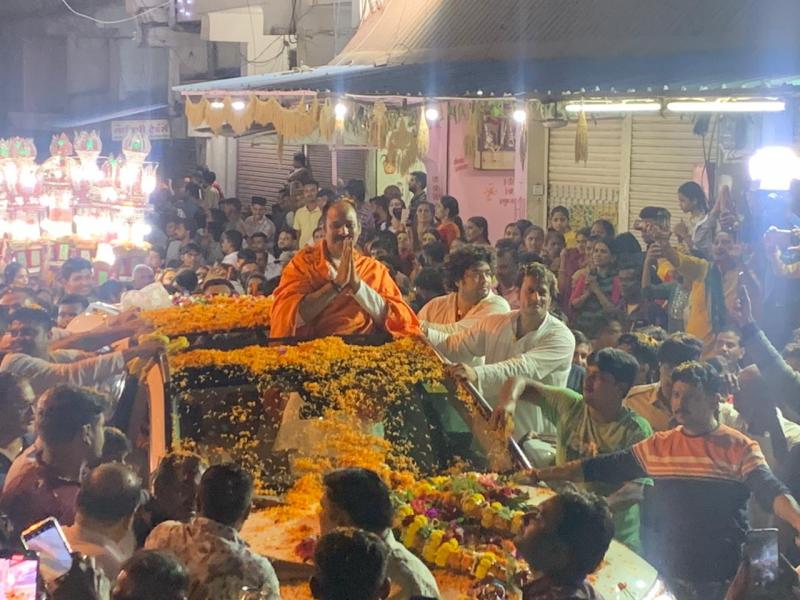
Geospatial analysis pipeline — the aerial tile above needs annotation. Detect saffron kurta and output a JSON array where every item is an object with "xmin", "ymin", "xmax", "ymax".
[{"xmin": 270, "ymin": 242, "xmax": 420, "ymax": 338}]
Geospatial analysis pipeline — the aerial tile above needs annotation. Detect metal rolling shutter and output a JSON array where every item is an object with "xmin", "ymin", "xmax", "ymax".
[
  {"xmin": 306, "ymin": 145, "xmax": 333, "ymax": 188},
  {"xmin": 236, "ymin": 139, "xmax": 301, "ymax": 207},
  {"xmin": 336, "ymin": 148, "xmax": 368, "ymax": 185},
  {"xmin": 547, "ymin": 117, "xmax": 623, "ymax": 228},
  {"xmin": 629, "ymin": 115, "xmax": 706, "ymax": 227}
]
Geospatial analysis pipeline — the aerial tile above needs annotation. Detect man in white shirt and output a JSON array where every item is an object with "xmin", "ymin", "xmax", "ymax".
[
  {"xmin": 0, "ymin": 307, "xmax": 162, "ymax": 399},
  {"xmin": 431, "ymin": 263, "xmax": 574, "ymax": 436},
  {"xmin": 221, "ymin": 230, "xmax": 244, "ymax": 267},
  {"xmin": 65, "ymin": 463, "xmax": 142, "ymax": 580},
  {"xmin": 294, "ymin": 181, "xmax": 323, "ymax": 247},
  {"xmin": 319, "ymin": 468, "xmax": 439, "ymax": 600},
  {"xmin": 244, "ymin": 197, "xmax": 276, "ymax": 248},
  {"xmin": 146, "ymin": 463, "xmax": 280, "ymax": 600},
  {"xmin": 420, "ymin": 244, "xmax": 510, "ymax": 336}
]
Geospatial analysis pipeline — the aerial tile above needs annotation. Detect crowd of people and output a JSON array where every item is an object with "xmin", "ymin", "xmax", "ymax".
[{"xmin": 3, "ymin": 151, "xmax": 800, "ymax": 599}]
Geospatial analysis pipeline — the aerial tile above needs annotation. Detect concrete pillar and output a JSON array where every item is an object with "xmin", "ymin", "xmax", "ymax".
[
  {"xmin": 526, "ymin": 116, "xmax": 548, "ymax": 226},
  {"xmin": 205, "ymin": 136, "xmax": 238, "ymax": 198}
]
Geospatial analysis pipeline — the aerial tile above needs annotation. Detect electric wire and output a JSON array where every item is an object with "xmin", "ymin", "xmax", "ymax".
[{"xmin": 59, "ymin": 0, "xmax": 172, "ymax": 25}]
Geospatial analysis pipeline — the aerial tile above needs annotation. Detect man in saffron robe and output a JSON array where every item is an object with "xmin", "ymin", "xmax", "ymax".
[{"xmin": 270, "ymin": 199, "xmax": 419, "ymax": 338}]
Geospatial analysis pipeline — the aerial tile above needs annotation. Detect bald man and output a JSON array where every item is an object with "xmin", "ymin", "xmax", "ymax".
[
  {"xmin": 65, "ymin": 463, "xmax": 143, "ymax": 580},
  {"xmin": 270, "ymin": 199, "xmax": 419, "ymax": 338}
]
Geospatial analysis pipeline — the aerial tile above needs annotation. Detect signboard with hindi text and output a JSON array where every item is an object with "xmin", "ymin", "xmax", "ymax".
[{"xmin": 111, "ymin": 119, "xmax": 171, "ymax": 141}]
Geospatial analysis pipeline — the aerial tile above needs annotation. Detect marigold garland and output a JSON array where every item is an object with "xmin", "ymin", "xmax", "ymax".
[
  {"xmin": 172, "ymin": 334, "xmax": 527, "ymax": 596},
  {"xmin": 141, "ymin": 295, "xmax": 273, "ymax": 337},
  {"xmin": 170, "ymin": 336, "xmax": 446, "ymax": 416}
]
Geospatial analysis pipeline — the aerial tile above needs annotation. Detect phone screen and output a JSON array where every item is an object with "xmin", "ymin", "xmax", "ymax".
[
  {"xmin": 0, "ymin": 552, "xmax": 38, "ymax": 600},
  {"xmin": 401, "ymin": 208, "xmax": 410, "ymax": 224},
  {"xmin": 21, "ymin": 518, "xmax": 72, "ymax": 583},
  {"xmin": 745, "ymin": 528, "xmax": 779, "ymax": 588}
]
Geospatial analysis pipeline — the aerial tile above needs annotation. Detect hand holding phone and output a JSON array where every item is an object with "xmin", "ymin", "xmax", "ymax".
[
  {"xmin": 21, "ymin": 517, "xmax": 73, "ymax": 584},
  {"xmin": 744, "ymin": 528, "xmax": 779, "ymax": 591},
  {"xmin": 730, "ymin": 276, "xmax": 755, "ymax": 327}
]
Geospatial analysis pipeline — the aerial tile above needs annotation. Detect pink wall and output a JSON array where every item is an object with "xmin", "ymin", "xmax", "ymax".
[
  {"xmin": 421, "ymin": 109, "xmax": 448, "ymax": 205},
  {"xmin": 444, "ymin": 110, "xmax": 527, "ymax": 244}
]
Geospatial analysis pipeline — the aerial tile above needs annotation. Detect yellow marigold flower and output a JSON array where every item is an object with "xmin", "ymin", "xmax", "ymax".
[{"xmin": 141, "ymin": 295, "xmax": 274, "ymax": 336}]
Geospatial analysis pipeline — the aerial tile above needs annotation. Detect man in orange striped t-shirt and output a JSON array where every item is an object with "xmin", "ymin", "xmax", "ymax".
[{"xmin": 523, "ymin": 361, "xmax": 800, "ymax": 600}]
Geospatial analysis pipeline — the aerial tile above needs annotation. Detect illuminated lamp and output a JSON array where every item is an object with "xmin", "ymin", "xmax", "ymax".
[
  {"xmin": 748, "ymin": 146, "xmax": 800, "ymax": 191},
  {"xmin": 565, "ymin": 102, "xmax": 660, "ymax": 113},
  {"xmin": 668, "ymin": 100, "xmax": 785, "ymax": 113},
  {"xmin": 95, "ymin": 243, "xmax": 116, "ymax": 265}
]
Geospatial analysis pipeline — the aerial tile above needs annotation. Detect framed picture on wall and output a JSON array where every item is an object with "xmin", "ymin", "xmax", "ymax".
[{"xmin": 475, "ymin": 112, "xmax": 516, "ymax": 170}]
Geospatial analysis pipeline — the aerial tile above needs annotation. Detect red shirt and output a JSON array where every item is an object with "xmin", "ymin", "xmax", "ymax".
[{"xmin": 437, "ymin": 222, "xmax": 461, "ymax": 248}]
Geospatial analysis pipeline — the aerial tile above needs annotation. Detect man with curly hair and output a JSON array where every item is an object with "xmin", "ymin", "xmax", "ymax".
[
  {"xmin": 419, "ymin": 244, "xmax": 510, "ymax": 336},
  {"xmin": 431, "ymin": 263, "xmax": 574, "ymax": 437}
]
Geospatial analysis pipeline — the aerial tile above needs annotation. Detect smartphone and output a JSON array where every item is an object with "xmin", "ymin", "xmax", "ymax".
[
  {"xmin": 21, "ymin": 517, "xmax": 73, "ymax": 583},
  {"xmin": 401, "ymin": 208, "xmax": 410, "ymax": 224},
  {"xmin": 0, "ymin": 550, "xmax": 39, "ymax": 599},
  {"xmin": 744, "ymin": 528, "xmax": 779, "ymax": 590}
]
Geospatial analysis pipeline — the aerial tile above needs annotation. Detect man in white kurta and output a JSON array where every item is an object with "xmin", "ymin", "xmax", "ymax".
[
  {"xmin": 419, "ymin": 244, "xmax": 510, "ymax": 339},
  {"xmin": 431, "ymin": 264, "xmax": 574, "ymax": 437}
]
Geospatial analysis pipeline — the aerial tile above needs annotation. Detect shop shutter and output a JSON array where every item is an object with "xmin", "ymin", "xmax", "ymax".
[
  {"xmin": 547, "ymin": 117, "xmax": 623, "ymax": 228},
  {"xmin": 236, "ymin": 138, "xmax": 301, "ymax": 208},
  {"xmin": 629, "ymin": 115, "xmax": 706, "ymax": 227},
  {"xmin": 306, "ymin": 145, "xmax": 334, "ymax": 188},
  {"xmin": 336, "ymin": 148, "xmax": 368, "ymax": 186}
]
